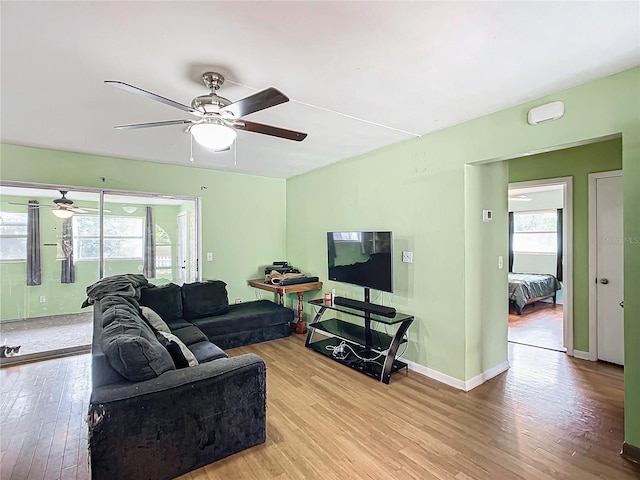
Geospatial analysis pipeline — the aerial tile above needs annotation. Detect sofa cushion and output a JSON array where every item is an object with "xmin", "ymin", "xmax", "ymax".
[
  {"xmin": 172, "ymin": 325, "xmax": 208, "ymax": 346},
  {"xmin": 190, "ymin": 300, "xmax": 292, "ymax": 338},
  {"xmin": 139, "ymin": 283, "xmax": 183, "ymax": 323},
  {"xmin": 140, "ymin": 306, "xmax": 171, "ymax": 333},
  {"xmin": 157, "ymin": 331, "xmax": 199, "ymax": 367},
  {"xmin": 101, "ymin": 305, "xmax": 175, "ymax": 381},
  {"xmin": 188, "ymin": 341, "xmax": 228, "ymax": 363},
  {"xmin": 181, "ymin": 280, "xmax": 229, "ymax": 320}
]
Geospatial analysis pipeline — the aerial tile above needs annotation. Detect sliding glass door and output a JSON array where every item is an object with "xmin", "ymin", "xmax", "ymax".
[
  {"xmin": 0, "ymin": 182, "xmax": 199, "ymax": 363},
  {"xmin": 102, "ymin": 193, "xmax": 198, "ymax": 286}
]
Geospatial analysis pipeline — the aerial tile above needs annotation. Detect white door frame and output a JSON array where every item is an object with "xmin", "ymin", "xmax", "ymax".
[
  {"xmin": 177, "ymin": 211, "xmax": 188, "ymax": 285},
  {"xmin": 588, "ymin": 170, "xmax": 623, "ymax": 361},
  {"xmin": 508, "ymin": 176, "xmax": 574, "ymax": 355}
]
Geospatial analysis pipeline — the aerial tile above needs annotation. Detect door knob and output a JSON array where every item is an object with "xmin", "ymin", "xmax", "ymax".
[{"xmin": 599, "ymin": 278, "xmax": 609, "ymax": 284}]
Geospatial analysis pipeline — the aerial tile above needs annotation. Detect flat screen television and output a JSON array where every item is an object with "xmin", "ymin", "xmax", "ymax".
[{"xmin": 327, "ymin": 231, "xmax": 393, "ymax": 293}]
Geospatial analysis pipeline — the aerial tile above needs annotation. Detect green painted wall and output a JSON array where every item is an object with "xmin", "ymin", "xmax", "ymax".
[
  {"xmin": 464, "ymin": 161, "xmax": 509, "ymax": 379},
  {"xmin": 0, "ymin": 145, "xmax": 288, "ymax": 306},
  {"xmin": 286, "ymin": 68, "xmax": 639, "ymax": 447},
  {"xmin": 509, "ymin": 138, "xmax": 623, "ymax": 352}
]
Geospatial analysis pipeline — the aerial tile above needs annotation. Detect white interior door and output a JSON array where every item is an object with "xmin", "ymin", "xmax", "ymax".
[{"xmin": 595, "ymin": 174, "xmax": 624, "ymax": 365}]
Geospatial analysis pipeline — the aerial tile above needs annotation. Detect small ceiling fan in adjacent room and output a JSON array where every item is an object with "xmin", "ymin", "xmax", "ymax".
[
  {"xmin": 106, "ymin": 72, "xmax": 308, "ymax": 153},
  {"xmin": 9, "ymin": 191, "xmax": 106, "ymax": 218}
]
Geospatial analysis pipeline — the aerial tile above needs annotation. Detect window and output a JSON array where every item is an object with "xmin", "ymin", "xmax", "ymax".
[
  {"xmin": 332, "ymin": 232, "xmax": 361, "ymax": 241},
  {"xmin": 73, "ymin": 215, "xmax": 144, "ymax": 260},
  {"xmin": 512, "ymin": 210, "xmax": 558, "ymax": 254},
  {"xmin": 0, "ymin": 212, "xmax": 28, "ymax": 261}
]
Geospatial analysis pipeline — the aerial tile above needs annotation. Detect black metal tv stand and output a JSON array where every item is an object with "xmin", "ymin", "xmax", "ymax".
[{"xmin": 305, "ymin": 290, "xmax": 413, "ymax": 384}]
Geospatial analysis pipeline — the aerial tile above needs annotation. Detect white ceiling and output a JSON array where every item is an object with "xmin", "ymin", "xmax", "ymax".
[{"xmin": 1, "ymin": 2, "xmax": 638, "ymax": 179}]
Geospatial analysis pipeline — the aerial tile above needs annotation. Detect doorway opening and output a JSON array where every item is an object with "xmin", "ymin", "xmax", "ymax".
[{"xmin": 507, "ymin": 180, "xmax": 571, "ymax": 353}]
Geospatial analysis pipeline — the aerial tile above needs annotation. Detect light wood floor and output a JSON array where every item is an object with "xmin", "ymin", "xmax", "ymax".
[
  {"xmin": 508, "ymin": 302, "xmax": 564, "ymax": 352},
  {"xmin": 2, "ymin": 334, "xmax": 639, "ymax": 480}
]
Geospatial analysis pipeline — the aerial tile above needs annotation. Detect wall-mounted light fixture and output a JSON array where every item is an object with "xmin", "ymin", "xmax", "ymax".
[{"xmin": 527, "ymin": 101, "xmax": 565, "ymax": 125}]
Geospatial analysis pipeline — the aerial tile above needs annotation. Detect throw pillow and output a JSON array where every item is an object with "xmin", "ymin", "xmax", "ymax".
[
  {"xmin": 181, "ymin": 280, "xmax": 230, "ymax": 320},
  {"xmin": 140, "ymin": 306, "xmax": 171, "ymax": 333},
  {"xmin": 139, "ymin": 283, "xmax": 183, "ymax": 322},
  {"xmin": 157, "ymin": 331, "xmax": 199, "ymax": 367}
]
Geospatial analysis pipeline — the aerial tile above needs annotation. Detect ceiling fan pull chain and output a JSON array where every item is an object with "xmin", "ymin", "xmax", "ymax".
[
  {"xmin": 189, "ymin": 134, "xmax": 195, "ymax": 163},
  {"xmin": 234, "ymin": 139, "xmax": 237, "ymax": 167}
]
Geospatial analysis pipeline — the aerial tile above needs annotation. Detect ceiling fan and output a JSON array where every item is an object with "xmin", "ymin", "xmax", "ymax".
[
  {"xmin": 9, "ymin": 191, "xmax": 105, "ymax": 218},
  {"xmin": 106, "ymin": 72, "xmax": 308, "ymax": 152}
]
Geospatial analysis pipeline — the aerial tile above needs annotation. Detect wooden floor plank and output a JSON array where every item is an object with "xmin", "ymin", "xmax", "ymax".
[{"xmin": 2, "ymin": 333, "xmax": 639, "ymax": 480}]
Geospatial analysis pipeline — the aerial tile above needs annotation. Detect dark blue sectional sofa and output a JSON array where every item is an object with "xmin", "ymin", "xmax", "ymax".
[{"xmin": 86, "ymin": 277, "xmax": 293, "ymax": 480}]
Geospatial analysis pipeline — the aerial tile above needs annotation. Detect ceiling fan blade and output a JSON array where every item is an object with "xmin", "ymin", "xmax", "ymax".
[
  {"xmin": 114, "ymin": 120, "xmax": 194, "ymax": 130},
  {"xmin": 71, "ymin": 206, "xmax": 111, "ymax": 213},
  {"xmin": 8, "ymin": 202, "xmax": 54, "ymax": 208},
  {"xmin": 105, "ymin": 81, "xmax": 202, "ymax": 116},
  {"xmin": 232, "ymin": 120, "xmax": 307, "ymax": 142},
  {"xmin": 220, "ymin": 87, "xmax": 289, "ymax": 118}
]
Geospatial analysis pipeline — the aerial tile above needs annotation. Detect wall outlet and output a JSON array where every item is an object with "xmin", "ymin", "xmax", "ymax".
[
  {"xmin": 402, "ymin": 251, "xmax": 413, "ymax": 263},
  {"xmin": 498, "ymin": 255, "xmax": 504, "ymax": 269},
  {"xmin": 235, "ymin": 298, "xmax": 242, "ymax": 304},
  {"xmin": 39, "ymin": 296, "xmax": 46, "ymax": 303}
]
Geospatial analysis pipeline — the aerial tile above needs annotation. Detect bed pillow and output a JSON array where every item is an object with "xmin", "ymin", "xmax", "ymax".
[
  {"xmin": 140, "ymin": 306, "xmax": 171, "ymax": 333},
  {"xmin": 181, "ymin": 280, "xmax": 229, "ymax": 320},
  {"xmin": 157, "ymin": 331, "xmax": 199, "ymax": 367}
]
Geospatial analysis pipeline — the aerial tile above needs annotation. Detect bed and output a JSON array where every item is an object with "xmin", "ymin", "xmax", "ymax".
[{"xmin": 508, "ymin": 273, "xmax": 561, "ymax": 315}]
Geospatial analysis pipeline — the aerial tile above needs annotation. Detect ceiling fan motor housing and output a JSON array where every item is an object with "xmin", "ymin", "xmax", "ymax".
[
  {"xmin": 191, "ymin": 93, "xmax": 232, "ymax": 114},
  {"xmin": 53, "ymin": 191, "xmax": 73, "ymax": 206}
]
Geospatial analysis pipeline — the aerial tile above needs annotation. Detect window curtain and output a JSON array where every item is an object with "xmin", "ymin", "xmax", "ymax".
[
  {"xmin": 508, "ymin": 211, "xmax": 514, "ymax": 273},
  {"xmin": 556, "ymin": 208, "xmax": 563, "ymax": 282},
  {"xmin": 27, "ymin": 200, "xmax": 42, "ymax": 286},
  {"xmin": 143, "ymin": 206, "xmax": 156, "ymax": 278},
  {"xmin": 61, "ymin": 217, "xmax": 75, "ymax": 284}
]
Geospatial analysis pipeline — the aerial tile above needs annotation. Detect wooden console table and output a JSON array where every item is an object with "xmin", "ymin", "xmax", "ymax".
[{"xmin": 248, "ymin": 279, "xmax": 323, "ymax": 334}]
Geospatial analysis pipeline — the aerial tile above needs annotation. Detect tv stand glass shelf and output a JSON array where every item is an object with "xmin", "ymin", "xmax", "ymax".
[{"xmin": 305, "ymin": 298, "xmax": 414, "ymax": 384}]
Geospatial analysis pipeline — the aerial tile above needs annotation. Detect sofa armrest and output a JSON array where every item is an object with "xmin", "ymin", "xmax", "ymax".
[{"xmin": 88, "ymin": 353, "xmax": 266, "ymax": 480}]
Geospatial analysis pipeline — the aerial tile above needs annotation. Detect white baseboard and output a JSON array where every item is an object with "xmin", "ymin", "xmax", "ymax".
[
  {"xmin": 464, "ymin": 361, "xmax": 510, "ymax": 391},
  {"xmin": 572, "ymin": 350, "xmax": 595, "ymax": 361},
  {"xmin": 399, "ymin": 357, "xmax": 510, "ymax": 392}
]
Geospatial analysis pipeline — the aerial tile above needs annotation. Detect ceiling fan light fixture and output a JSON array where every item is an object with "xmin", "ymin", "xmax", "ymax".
[
  {"xmin": 190, "ymin": 123, "xmax": 236, "ymax": 151},
  {"xmin": 52, "ymin": 208, "xmax": 74, "ymax": 219}
]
